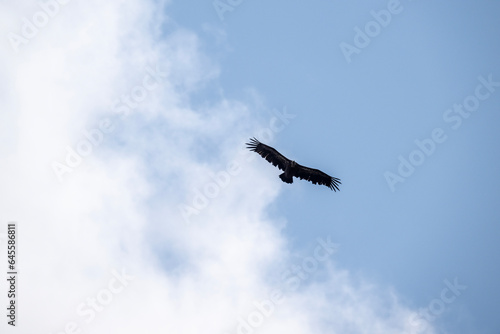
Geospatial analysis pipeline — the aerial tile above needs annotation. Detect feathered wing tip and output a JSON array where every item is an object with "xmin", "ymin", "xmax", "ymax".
[
  {"xmin": 245, "ymin": 137, "xmax": 260, "ymax": 151},
  {"xmin": 246, "ymin": 137, "xmax": 289, "ymax": 171},
  {"xmin": 329, "ymin": 176, "xmax": 341, "ymax": 192}
]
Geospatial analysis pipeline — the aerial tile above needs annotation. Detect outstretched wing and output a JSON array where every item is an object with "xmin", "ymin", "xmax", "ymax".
[
  {"xmin": 246, "ymin": 137, "xmax": 289, "ymax": 171},
  {"xmin": 293, "ymin": 163, "xmax": 341, "ymax": 191}
]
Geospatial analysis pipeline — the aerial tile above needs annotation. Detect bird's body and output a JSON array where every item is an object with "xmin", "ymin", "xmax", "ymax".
[
  {"xmin": 246, "ymin": 138, "xmax": 341, "ymax": 191},
  {"xmin": 279, "ymin": 160, "xmax": 296, "ymax": 183}
]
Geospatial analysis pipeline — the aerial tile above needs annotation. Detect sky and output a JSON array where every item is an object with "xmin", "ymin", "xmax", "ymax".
[{"xmin": 1, "ymin": 0, "xmax": 499, "ymax": 333}]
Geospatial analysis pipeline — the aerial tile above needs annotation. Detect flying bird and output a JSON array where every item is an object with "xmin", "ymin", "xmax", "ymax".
[{"xmin": 246, "ymin": 137, "xmax": 341, "ymax": 191}]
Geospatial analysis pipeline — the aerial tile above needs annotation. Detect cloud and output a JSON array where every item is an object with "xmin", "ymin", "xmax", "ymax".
[{"xmin": 0, "ymin": 0, "xmax": 437, "ymax": 333}]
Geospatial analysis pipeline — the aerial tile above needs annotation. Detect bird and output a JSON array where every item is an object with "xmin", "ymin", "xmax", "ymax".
[{"xmin": 246, "ymin": 137, "xmax": 341, "ymax": 191}]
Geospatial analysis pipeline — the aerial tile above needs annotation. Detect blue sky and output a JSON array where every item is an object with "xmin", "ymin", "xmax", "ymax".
[
  {"xmin": 170, "ymin": 1, "xmax": 500, "ymax": 331},
  {"xmin": 1, "ymin": 0, "xmax": 499, "ymax": 333}
]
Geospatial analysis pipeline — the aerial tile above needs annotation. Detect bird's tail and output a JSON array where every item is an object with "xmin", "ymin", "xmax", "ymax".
[{"xmin": 279, "ymin": 172, "xmax": 293, "ymax": 184}]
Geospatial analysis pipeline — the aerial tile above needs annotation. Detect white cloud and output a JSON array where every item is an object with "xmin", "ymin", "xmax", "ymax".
[{"xmin": 0, "ymin": 1, "xmax": 437, "ymax": 333}]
